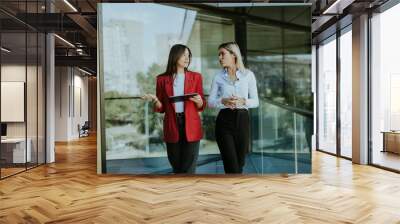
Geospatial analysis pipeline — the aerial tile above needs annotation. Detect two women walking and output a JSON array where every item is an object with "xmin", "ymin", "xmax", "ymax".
[{"xmin": 143, "ymin": 42, "xmax": 259, "ymax": 174}]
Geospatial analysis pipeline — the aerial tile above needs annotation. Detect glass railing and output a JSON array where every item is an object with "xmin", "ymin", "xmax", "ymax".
[
  {"xmin": 250, "ymin": 98, "xmax": 312, "ymax": 174},
  {"xmin": 104, "ymin": 96, "xmax": 312, "ymax": 174}
]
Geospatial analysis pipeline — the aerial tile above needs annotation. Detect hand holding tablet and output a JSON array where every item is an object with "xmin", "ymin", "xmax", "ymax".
[{"xmin": 169, "ymin": 93, "xmax": 198, "ymax": 103}]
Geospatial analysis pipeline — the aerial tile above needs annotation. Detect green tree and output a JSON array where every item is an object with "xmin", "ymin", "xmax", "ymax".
[
  {"xmin": 132, "ymin": 63, "xmax": 164, "ymax": 135},
  {"xmin": 104, "ymin": 91, "xmax": 136, "ymax": 128}
]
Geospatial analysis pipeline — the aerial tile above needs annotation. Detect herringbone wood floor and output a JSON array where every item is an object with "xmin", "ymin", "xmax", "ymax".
[{"xmin": 1, "ymin": 135, "xmax": 400, "ymax": 224}]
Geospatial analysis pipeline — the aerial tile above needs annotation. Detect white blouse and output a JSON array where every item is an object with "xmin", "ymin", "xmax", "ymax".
[
  {"xmin": 208, "ymin": 69, "xmax": 259, "ymax": 109},
  {"xmin": 173, "ymin": 72, "xmax": 185, "ymax": 113}
]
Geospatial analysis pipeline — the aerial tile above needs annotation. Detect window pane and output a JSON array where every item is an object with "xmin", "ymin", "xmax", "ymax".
[
  {"xmin": 371, "ymin": 5, "xmax": 400, "ymax": 171},
  {"xmin": 38, "ymin": 32, "xmax": 46, "ymax": 165},
  {"xmin": 27, "ymin": 31, "xmax": 38, "ymax": 169},
  {"xmin": 340, "ymin": 29, "xmax": 352, "ymax": 158},
  {"xmin": 318, "ymin": 36, "xmax": 337, "ymax": 154},
  {"xmin": 1, "ymin": 31, "xmax": 27, "ymax": 177}
]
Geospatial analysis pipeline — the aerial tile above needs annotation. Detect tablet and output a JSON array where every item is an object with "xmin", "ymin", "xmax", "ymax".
[{"xmin": 169, "ymin": 93, "xmax": 198, "ymax": 103}]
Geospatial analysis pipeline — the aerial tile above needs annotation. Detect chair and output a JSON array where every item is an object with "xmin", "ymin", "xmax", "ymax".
[{"xmin": 78, "ymin": 121, "xmax": 90, "ymax": 138}]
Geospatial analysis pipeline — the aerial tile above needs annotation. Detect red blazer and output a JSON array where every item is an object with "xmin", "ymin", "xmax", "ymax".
[{"xmin": 154, "ymin": 71, "xmax": 206, "ymax": 143}]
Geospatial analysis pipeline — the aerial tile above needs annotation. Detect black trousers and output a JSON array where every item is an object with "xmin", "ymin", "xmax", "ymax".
[
  {"xmin": 166, "ymin": 113, "xmax": 199, "ymax": 174},
  {"xmin": 215, "ymin": 108, "xmax": 250, "ymax": 174}
]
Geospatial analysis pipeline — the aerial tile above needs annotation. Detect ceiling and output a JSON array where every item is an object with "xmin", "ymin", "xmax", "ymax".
[{"xmin": 0, "ymin": 0, "xmax": 392, "ymax": 75}]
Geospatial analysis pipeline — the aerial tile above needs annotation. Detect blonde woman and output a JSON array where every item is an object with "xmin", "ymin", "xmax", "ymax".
[{"xmin": 208, "ymin": 42, "xmax": 259, "ymax": 174}]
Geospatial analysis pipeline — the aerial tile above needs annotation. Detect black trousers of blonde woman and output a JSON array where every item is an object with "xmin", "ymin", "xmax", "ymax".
[{"xmin": 215, "ymin": 108, "xmax": 250, "ymax": 174}]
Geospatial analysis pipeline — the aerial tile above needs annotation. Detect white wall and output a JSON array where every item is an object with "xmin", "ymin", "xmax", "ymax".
[
  {"xmin": 1, "ymin": 64, "xmax": 26, "ymax": 81},
  {"xmin": 55, "ymin": 67, "xmax": 68, "ymax": 141},
  {"xmin": 55, "ymin": 67, "xmax": 89, "ymax": 141},
  {"xmin": 71, "ymin": 72, "xmax": 89, "ymax": 138},
  {"xmin": 1, "ymin": 63, "xmax": 47, "ymax": 164},
  {"xmin": 1, "ymin": 65, "xmax": 26, "ymax": 138},
  {"xmin": 1, "ymin": 65, "xmax": 35, "ymax": 138}
]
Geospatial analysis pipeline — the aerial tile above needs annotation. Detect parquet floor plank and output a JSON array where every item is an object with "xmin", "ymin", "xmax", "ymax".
[{"xmin": 0, "ymin": 135, "xmax": 399, "ymax": 223}]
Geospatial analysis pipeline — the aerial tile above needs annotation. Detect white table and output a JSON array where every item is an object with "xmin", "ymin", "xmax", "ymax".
[{"xmin": 1, "ymin": 138, "xmax": 31, "ymax": 163}]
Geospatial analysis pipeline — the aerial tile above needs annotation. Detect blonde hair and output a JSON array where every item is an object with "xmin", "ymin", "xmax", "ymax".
[{"xmin": 218, "ymin": 42, "xmax": 246, "ymax": 74}]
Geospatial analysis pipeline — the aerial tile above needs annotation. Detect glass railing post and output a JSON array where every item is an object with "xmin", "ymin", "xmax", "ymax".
[
  {"xmin": 145, "ymin": 101, "xmax": 149, "ymax": 155},
  {"xmin": 293, "ymin": 112, "xmax": 298, "ymax": 174},
  {"xmin": 259, "ymin": 104, "xmax": 264, "ymax": 174}
]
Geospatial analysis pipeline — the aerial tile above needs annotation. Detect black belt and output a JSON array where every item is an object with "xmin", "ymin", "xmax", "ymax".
[
  {"xmin": 221, "ymin": 108, "xmax": 248, "ymax": 112},
  {"xmin": 176, "ymin": 112, "xmax": 185, "ymax": 117}
]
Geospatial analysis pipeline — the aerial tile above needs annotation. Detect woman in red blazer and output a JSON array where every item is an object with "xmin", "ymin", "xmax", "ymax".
[{"xmin": 142, "ymin": 44, "xmax": 206, "ymax": 174}]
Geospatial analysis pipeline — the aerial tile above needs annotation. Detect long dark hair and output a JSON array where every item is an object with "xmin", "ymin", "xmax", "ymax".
[{"xmin": 164, "ymin": 44, "xmax": 192, "ymax": 76}]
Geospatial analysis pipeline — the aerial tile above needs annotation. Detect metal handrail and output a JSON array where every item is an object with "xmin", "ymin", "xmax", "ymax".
[{"xmin": 104, "ymin": 94, "xmax": 313, "ymax": 118}]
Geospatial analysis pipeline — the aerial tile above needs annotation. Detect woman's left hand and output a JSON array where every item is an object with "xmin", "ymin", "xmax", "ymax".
[
  {"xmin": 234, "ymin": 97, "xmax": 246, "ymax": 107},
  {"xmin": 189, "ymin": 94, "xmax": 203, "ymax": 108}
]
